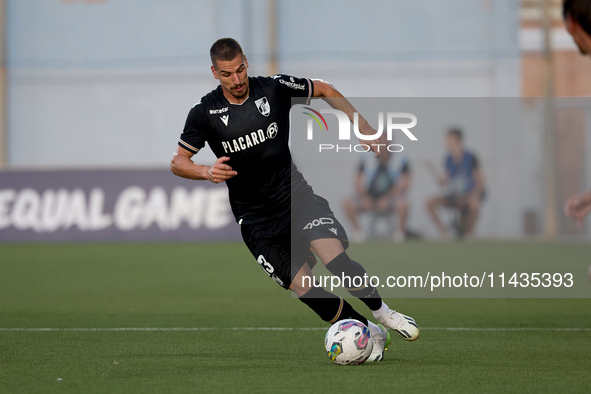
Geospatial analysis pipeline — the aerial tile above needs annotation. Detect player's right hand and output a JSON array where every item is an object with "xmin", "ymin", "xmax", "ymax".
[
  {"xmin": 564, "ymin": 190, "xmax": 591, "ymax": 226},
  {"xmin": 207, "ymin": 156, "xmax": 237, "ymax": 183}
]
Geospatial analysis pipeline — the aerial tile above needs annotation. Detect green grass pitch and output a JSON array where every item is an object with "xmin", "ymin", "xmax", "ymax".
[{"xmin": 1, "ymin": 241, "xmax": 590, "ymax": 393}]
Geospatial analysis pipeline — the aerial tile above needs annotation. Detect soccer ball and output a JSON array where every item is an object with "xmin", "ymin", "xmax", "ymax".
[{"xmin": 325, "ymin": 319, "xmax": 373, "ymax": 365}]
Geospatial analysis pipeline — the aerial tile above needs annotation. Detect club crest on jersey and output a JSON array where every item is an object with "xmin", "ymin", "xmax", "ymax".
[{"xmin": 255, "ymin": 97, "xmax": 270, "ymax": 117}]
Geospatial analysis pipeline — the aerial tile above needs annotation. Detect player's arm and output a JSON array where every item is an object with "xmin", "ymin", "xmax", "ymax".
[
  {"xmin": 170, "ymin": 146, "xmax": 237, "ymax": 183},
  {"xmin": 173, "ymin": 102, "xmax": 237, "ymax": 183},
  {"xmin": 564, "ymin": 188, "xmax": 591, "ymax": 226},
  {"xmin": 312, "ymin": 80, "xmax": 382, "ymax": 157}
]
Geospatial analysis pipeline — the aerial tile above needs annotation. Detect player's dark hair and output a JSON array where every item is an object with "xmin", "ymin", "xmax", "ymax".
[
  {"xmin": 210, "ymin": 38, "xmax": 244, "ymax": 67},
  {"xmin": 447, "ymin": 128, "xmax": 463, "ymax": 141},
  {"xmin": 563, "ymin": 0, "xmax": 591, "ymax": 36}
]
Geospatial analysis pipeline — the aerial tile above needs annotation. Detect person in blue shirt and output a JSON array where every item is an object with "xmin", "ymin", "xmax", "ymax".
[
  {"xmin": 344, "ymin": 149, "xmax": 410, "ymax": 242},
  {"xmin": 426, "ymin": 128, "xmax": 485, "ymax": 239}
]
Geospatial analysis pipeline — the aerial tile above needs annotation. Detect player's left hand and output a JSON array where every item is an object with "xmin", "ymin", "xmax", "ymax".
[{"xmin": 207, "ymin": 156, "xmax": 237, "ymax": 183}]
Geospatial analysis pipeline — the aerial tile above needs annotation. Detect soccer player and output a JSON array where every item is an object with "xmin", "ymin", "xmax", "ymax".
[
  {"xmin": 425, "ymin": 128, "xmax": 485, "ymax": 239},
  {"xmin": 170, "ymin": 38, "xmax": 419, "ymax": 362},
  {"xmin": 343, "ymin": 149, "xmax": 411, "ymax": 242},
  {"xmin": 563, "ymin": 0, "xmax": 591, "ymax": 56},
  {"xmin": 563, "ymin": 0, "xmax": 591, "ymax": 225}
]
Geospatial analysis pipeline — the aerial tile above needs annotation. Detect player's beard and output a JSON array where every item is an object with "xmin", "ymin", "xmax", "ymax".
[{"xmin": 230, "ymin": 83, "xmax": 249, "ymax": 100}]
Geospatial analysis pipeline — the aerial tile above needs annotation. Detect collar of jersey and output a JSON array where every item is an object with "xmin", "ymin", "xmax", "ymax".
[
  {"xmin": 228, "ymin": 96, "xmax": 250, "ymax": 106},
  {"xmin": 219, "ymin": 79, "xmax": 252, "ymax": 106}
]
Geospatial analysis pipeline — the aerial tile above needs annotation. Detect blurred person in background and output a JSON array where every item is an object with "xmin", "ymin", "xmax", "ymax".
[
  {"xmin": 563, "ymin": 0, "xmax": 591, "ymax": 227},
  {"xmin": 343, "ymin": 149, "xmax": 410, "ymax": 243},
  {"xmin": 425, "ymin": 128, "xmax": 485, "ymax": 239}
]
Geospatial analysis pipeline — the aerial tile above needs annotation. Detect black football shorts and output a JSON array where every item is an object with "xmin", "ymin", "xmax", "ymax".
[{"xmin": 240, "ymin": 193, "xmax": 349, "ymax": 290}]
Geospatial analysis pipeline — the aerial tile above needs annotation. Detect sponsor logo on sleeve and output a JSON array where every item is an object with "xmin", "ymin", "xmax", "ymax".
[{"xmin": 278, "ymin": 78, "xmax": 306, "ymax": 90}]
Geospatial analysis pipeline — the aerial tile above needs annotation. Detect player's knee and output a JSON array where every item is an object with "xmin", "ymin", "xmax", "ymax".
[
  {"xmin": 325, "ymin": 252, "xmax": 366, "ymax": 279},
  {"xmin": 290, "ymin": 280, "xmax": 311, "ymax": 298},
  {"xmin": 290, "ymin": 262, "xmax": 315, "ymax": 296},
  {"xmin": 310, "ymin": 239, "xmax": 345, "ymax": 265}
]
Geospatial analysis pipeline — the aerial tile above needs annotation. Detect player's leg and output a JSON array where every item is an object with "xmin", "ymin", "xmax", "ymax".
[
  {"xmin": 296, "ymin": 194, "xmax": 419, "ymax": 344},
  {"xmin": 426, "ymin": 195, "xmax": 450, "ymax": 238},
  {"xmin": 310, "ymin": 237, "xmax": 419, "ymax": 341},
  {"xmin": 240, "ymin": 215, "xmax": 375, "ymax": 332},
  {"xmin": 291, "ymin": 262, "xmax": 368, "ymax": 326},
  {"xmin": 291, "ymin": 259, "xmax": 390, "ymax": 362},
  {"xmin": 309, "ymin": 238, "xmax": 380, "ymax": 308},
  {"xmin": 241, "ymin": 226, "xmax": 389, "ymax": 360}
]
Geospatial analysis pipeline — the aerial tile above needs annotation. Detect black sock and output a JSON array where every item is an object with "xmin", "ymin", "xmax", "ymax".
[
  {"xmin": 325, "ymin": 252, "xmax": 383, "ymax": 311},
  {"xmin": 298, "ymin": 286, "xmax": 368, "ymax": 326}
]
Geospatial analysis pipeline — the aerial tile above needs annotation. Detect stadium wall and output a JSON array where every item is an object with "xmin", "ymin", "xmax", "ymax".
[
  {"xmin": 4, "ymin": 0, "xmax": 565, "ymax": 240},
  {"xmin": 0, "ymin": 169, "xmax": 240, "ymax": 242}
]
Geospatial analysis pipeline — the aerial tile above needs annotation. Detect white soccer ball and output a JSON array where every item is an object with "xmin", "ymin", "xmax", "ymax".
[{"xmin": 325, "ymin": 319, "xmax": 373, "ymax": 365}]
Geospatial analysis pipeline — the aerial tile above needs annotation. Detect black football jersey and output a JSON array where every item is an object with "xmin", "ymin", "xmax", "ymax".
[{"xmin": 178, "ymin": 75, "xmax": 314, "ymax": 224}]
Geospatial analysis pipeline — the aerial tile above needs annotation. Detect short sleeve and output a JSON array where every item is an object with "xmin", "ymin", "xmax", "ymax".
[
  {"xmin": 270, "ymin": 74, "xmax": 313, "ymax": 105},
  {"xmin": 178, "ymin": 103, "xmax": 208, "ymax": 154}
]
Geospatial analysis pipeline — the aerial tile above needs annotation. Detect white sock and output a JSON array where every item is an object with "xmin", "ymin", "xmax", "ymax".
[
  {"xmin": 372, "ymin": 301, "xmax": 390, "ymax": 321},
  {"xmin": 367, "ymin": 321, "xmax": 382, "ymax": 336}
]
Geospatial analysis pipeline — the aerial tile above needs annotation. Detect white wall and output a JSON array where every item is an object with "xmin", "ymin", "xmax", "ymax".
[{"xmin": 5, "ymin": 0, "xmax": 531, "ymax": 238}]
